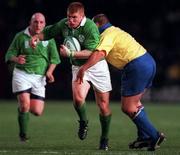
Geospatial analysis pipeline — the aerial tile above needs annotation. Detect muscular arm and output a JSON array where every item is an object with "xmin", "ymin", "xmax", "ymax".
[
  {"xmin": 76, "ymin": 50, "xmax": 106, "ymax": 83},
  {"xmin": 60, "ymin": 46, "xmax": 92, "ymax": 59},
  {"xmin": 9, "ymin": 55, "xmax": 26, "ymax": 64},
  {"xmin": 73, "ymin": 50, "xmax": 92, "ymax": 59}
]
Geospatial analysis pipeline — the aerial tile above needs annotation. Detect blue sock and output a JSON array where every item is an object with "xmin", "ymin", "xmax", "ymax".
[
  {"xmin": 137, "ymin": 126, "xmax": 150, "ymax": 139},
  {"xmin": 133, "ymin": 108, "xmax": 159, "ymax": 141}
]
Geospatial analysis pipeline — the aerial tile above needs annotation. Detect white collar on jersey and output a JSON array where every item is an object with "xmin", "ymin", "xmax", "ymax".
[
  {"xmin": 24, "ymin": 27, "xmax": 31, "ymax": 37},
  {"xmin": 80, "ymin": 16, "xmax": 86, "ymax": 27}
]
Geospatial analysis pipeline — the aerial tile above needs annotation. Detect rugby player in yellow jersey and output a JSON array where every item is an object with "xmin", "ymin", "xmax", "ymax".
[{"xmin": 76, "ymin": 14, "xmax": 166, "ymax": 151}]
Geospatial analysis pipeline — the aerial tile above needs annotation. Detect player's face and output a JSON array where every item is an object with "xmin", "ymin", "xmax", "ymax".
[
  {"xmin": 29, "ymin": 14, "xmax": 45, "ymax": 35},
  {"xmin": 67, "ymin": 11, "xmax": 84, "ymax": 29}
]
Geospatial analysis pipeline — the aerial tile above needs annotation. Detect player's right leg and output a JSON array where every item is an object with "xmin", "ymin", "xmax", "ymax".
[
  {"xmin": 72, "ymin": 79, "xmax": 90, "ymax": 140},
  {"xmin": 17, "ymin": 92, "xmax": 31, "ymax": 142},
  {"xmin": 12, "ymin": 68, "xmax": 32, "ymax": 142}
]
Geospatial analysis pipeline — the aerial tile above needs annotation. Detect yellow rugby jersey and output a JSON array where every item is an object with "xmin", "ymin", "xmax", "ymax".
[{"xmin": 96, "ymin": 26, "xmax": 146, "ymax": 69}]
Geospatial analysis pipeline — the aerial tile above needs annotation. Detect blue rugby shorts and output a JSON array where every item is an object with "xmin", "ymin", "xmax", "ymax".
[{"xmin": 121, "ymin": 52, "xmax": 156, "ymax": 96}]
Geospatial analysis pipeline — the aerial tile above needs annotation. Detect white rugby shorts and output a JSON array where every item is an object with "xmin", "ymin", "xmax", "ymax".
[
  {"xmin": 72, "ymin": 60, "xmax": 112, "ymax": 93},
  {"xmin": 12, "ymin": 68, "xmax": 46, "ymax": 97}
]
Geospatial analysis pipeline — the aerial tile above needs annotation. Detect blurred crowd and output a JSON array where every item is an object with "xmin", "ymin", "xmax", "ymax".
[{"xmin": 1, "ymin": 0, "xmax": 180, "ymax": 100}]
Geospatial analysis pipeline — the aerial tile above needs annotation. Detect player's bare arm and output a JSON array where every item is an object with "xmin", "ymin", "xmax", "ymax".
[
  {"xmin": 76, "ymin": 50, "xmax": 106, "ymax": 83},
  {"xmin": 60, "ymin": 45, "xmax": 92, "ymax": 59},
  {"xmin": 46, "ymin": 64, "xmax": 57, "ymax": 83},
  {"xmin": 10, "ymin": 55, "xmax": 26, "ymax": 64}
]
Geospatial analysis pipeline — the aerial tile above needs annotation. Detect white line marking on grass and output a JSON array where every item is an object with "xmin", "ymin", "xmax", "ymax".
[
  {"xmin": 40, "ymin": 151, "xmax": 58, "ymax": 154},
  {"xmin": 0, "ymin": 150, "xmax": 58, "ymax": 154}
]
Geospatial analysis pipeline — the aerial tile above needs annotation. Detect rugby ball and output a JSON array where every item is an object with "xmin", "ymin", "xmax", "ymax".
[{"xmin": 63, "ymin": 36, "xmax": 81, "ymax": 51}]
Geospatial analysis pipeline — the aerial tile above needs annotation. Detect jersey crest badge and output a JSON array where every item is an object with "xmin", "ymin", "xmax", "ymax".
[
  {"xmin": 42, "ymin": 41, "xmax": 49, "ymax": 47},
  {"xmin": 25, "ymin": 41, "xmax": 30, "ymax": 48},
  {"xmin": 78, "ymin": 35, "xmax": 85, "ymax": 43}
]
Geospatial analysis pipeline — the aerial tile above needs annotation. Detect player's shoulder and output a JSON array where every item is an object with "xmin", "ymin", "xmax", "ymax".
[
  {"xmin": 12, "ymin": 30, "xmax": 26, "ymax": 41},
  {"xmin": 15, "ymin": 30, "xmax": 25, "ymax": 37},
  {"xmin": 57, "ymin": 18, "xmax": 68, "ymax": 25},
  {"xmin": 85, "ymin": 18, "xmax": 96, "ymax": 25},
  {"xmin": 84, "ymin": 18, "xmax": 98, "ymax": 32},
  {"xmin": 46, "ymin": 38, "xmax": 56, "ymax": 47}
]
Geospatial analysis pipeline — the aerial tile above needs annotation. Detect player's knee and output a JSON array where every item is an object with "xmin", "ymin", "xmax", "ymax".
[
  {"xmin": 121, "ymin": 106, "xmax": 137, "ymax": 118},
  {"xmin": 19, "ymin": 104, "xmax": 30, "ymax": 112},
  {"xmin": 31, "ymin": 110, "xmax": 43, "ymax": 116},
  {"xmin": 99, "ymin": 103, "xmax": 111, "ymax": 115},
  {"xmin": 74, "ymin": 96, "xmax": 85, "ymax": 104}
]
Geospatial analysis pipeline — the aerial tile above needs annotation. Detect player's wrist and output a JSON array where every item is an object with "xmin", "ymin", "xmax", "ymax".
[
  {"xmin": 70, "ymin": 51, "xmax": 75, "ymax": 58},
  {"xmin": 66, "ymin": 48, "xmax": 75, "ymax": 58}
]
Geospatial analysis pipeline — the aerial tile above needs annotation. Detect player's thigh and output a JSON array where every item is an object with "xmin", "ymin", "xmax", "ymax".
[
  {"xmin": 88, "ymin": 60, "xmax": 112, "ymax": 93},
  {"xmin": 12, "ymin": 68, "xmax": 32, "ymax": 93},
  {"xmin": 72, "ymin": 80, "xmax": 90, "ymax": 102},
  {"xmin": 31, "ymin": 76, "xmax": 46, "ymax": 98},
  {"xmin": 30, "ymin": 99, "xmax": 44, "ymax": 116}
]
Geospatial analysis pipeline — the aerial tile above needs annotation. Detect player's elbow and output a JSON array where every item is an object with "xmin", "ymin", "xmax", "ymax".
[{"xmin": 94, "ymin": 50, "xmax": 106, "ymax": 60}]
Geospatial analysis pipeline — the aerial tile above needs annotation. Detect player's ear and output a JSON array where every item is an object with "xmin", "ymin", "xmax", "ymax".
[{"xmin": 95, "ymin": 22, "xmax": 100, "ymax": 27}]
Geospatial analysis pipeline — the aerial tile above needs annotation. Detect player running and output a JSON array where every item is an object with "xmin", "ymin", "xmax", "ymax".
[
  {"xmin": 30, "ymin": 2, "xmax": 112, "ymax": 150},
  {"xmin": 5, "ymin": 12, "xmax": 60, "ymax": 141}
]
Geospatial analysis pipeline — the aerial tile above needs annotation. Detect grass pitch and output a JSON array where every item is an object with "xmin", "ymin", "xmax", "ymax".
[{"xmin": 0, "ymin": 100, "xmax": 180, "ymax": 155}]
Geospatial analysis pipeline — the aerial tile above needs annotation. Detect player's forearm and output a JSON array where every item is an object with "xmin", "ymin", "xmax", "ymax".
[
  {"xmin": 9, "ymin": 55, "xmax": 26, "ymax": 64},
  {"xmin": 47, "ymin": 64, "xmax": 57, "ymax": 74},
  {"xmin": 73, "ymin": 50, "xmax": 92, "ymax": 59},
  {"xmin": 81, "ymin": 50, "xmax": 106, "ymax": 71},
  {"xmin": 9, "ymin": 56, "xmax": 18, "ymax": 63}
]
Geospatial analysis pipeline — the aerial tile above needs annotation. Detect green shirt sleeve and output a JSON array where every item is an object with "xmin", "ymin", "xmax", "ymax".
[
  {"xmin": 83, "ymin": 20, "xmax": 100, "ymax": 51},
  {"xmin": 48, "ymin": 39, "xmax": 61, "ymax": 65},
  {"xmin": 43, "ymin": 19, "xmax": 66, "ymax": 40},
  {"xmin": 5, "ymin": 33, "xmax": 21, "ymax": 62}
]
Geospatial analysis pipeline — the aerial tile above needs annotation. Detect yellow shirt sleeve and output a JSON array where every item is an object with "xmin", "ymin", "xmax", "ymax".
[{"xmin": 96, "ymin": 26, "xmax": 146, "ymax": 69}]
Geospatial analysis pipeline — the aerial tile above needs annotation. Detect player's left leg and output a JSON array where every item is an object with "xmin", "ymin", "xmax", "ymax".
[
  {"xmin": 30, "ymin": 98, "xmax": 44, "ymax": 116},
  {"xmin": 121, "ymin": 94, "xmax": 165, "ymax": 151},
  {"xmin": 30, "ymin": 76, "xmax": 46, "ymax": 116},
  {"xmin": 95, "ymin": 91, "xmax": 111, "ymax": 151},
  {"xmin": 88, "ymin": 59, "xmax": 112, "ymax": 150},
  {"xmin": 121, "ymin": 52, "xmax": 165, "ymax": 150}
]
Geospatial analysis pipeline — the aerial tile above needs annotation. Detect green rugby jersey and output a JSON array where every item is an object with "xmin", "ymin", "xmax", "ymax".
[
  {"xmin": 43, "ymin": 17, "xmax": 100, "ymax": 66},
  {"xmin": 5, "ymin": 28, "xmax": 61, "ymax": 75}
]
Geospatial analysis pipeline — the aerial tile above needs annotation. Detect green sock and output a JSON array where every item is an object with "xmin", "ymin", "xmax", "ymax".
[
  {"xmin": 74, "ymin": 103, "xmax": 88, "ymax": 122},
  {"xmin": 18, "ymin": 108, "xmax": 29, "ymax": 135},
  {"xmin": 100, "ymin": 114, "xmax": 111, "ymax": 140}
]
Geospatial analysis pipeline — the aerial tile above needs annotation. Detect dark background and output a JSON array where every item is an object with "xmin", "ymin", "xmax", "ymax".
[{"xmin": 1, "ymin": 0, "xmax": 180, "ymax": 100}]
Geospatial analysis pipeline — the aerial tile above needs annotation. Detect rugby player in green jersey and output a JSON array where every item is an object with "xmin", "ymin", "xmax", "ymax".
[
  {"xmin": 76, "ymin": 14, "xmax": 165, "ymax": 151},
  {"xmin": 5, "ymin": 12, "xmax": 60, "ymax": 142},
  {"xmin": 30, "ymin": 2, "xmax": 112, "ymax": 150}
]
